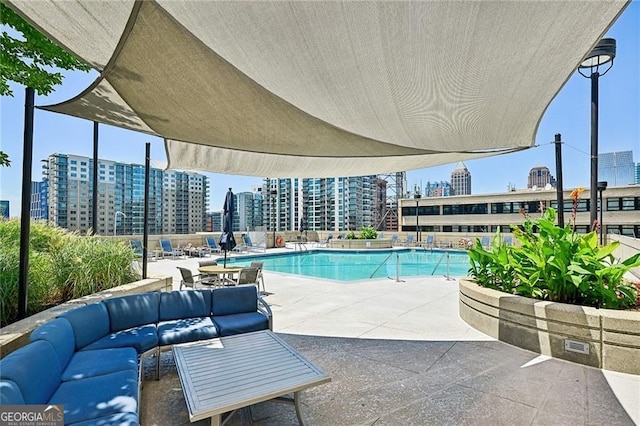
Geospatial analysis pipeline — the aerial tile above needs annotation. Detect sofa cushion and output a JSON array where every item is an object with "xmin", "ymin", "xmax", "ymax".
[
  {"xmin": 68, "ymin": 412, "xmax": 139, "ymax": 426},
  {"xmin": 81, "ymin": 324, "xmax": 158, "ymax": 354},
  {"xmin": 159, "ymin": 290, "xmax": 212, "ymax": 320},
  {"xmin": 103, "ymin": 292, "xmax": 160, "ymax": 332},
  {"xmin": 213, "ymin": 312, "xmax": 269, "ymax": 337},
  {"xmin": 61, "ymin": 348, "xmax": 138, "ymax": 381},
  {"xmin": 30, "ymin": 317, "xmax": 75, "ymax": 371},
  {"xmin": 158, "ymin": 317, "xmax": 218, "ymax": 346},
  {"xmin": 59, "ymin": 303, "xmax": 110, "ymax": 350},
  {"xmin": 49, "ymin": 369, "xmax": 139, "ymax": 425},
  {"xmin": 212, "ymin": 286, "xmax": 258, "ymax": 316},
  {"xmin": 0, "ymin": 379, "xmax": 25, "ymax": 404},
  {"xmin": 0, "ymin": 340, "xmax": 61, "ymax": 404}
]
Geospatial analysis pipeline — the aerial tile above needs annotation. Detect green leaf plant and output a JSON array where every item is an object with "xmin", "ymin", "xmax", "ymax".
[{"xmin": 468, "ymin": 189, "xmax": 640, "ymax": 309}]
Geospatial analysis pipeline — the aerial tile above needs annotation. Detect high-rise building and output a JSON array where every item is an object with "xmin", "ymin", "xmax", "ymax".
[
  {"xmin": 598, "ymin": 151, "xmax": 635, "ymax": 186},
  {"xmin": 264, "ymin": 174, "xmax": 379, "ymax": 232},
  {"xmin": 451, "ymin": 162, "xmax": 471, "ymax": 195},
  {"xmin": 424, "ymin": 181, "xmax": 452, "ymax": 197},
  {"xmin": 43, "ymin": 153, "xmax": 209, "ymax": 235},
  {"xmin": 205, "ymin": 211, "xmax": 223, "ymax": 232},
  {"xmin": 235, "ymin": 191, "xmax": 263, "ymax": 232},
  {"xmin": 30, "ymin": 181, "xmax": 48, "ymax": 220},
  {"xmin": 527, "ymin": 166, "xmax": 556, "ymax": 189},
  {"xmin": 635, "ymin": 163, "xmax": 640, "ymax": 184},
  {"xmin": 0, "ymin": 200, "xmax": 9, "ymax": 218}
]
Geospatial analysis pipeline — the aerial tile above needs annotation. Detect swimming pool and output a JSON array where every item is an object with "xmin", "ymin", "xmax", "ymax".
[{"xmin": 221, "ymin": 249, "xmax": 470, "ymax": 282}]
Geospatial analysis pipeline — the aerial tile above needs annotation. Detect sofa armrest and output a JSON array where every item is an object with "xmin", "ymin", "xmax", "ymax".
[{"xmin": 257, "ymin": 295, "xmax": 273, "ymax": 330}]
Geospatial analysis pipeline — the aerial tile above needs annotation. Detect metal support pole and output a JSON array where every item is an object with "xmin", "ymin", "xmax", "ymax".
[
  {"xmin": 589, "ymin": 73, "xmax": 599, "ymax": 231},
  {"xmin": 18, "ymin": 87, "xmax": 35, "ymax": 319},
  {"xmin": 554, "ymin": 133, "xmax": 565, "ymax": 227},
  {"xmin": 599, "ymin": 188, "xmax": 604, "ymax": 245},
  {"xmin": 143, "ymin": 143, "xmax": 150, "ymax": 279},
  {"xmin": 92, "ymin": 122, "xmax": 99, "ymax": 234}
]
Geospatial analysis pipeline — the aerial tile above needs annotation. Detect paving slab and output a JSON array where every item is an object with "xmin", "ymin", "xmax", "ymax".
[{"xmin": 142, "ymin": 255, "xmax": 639, "ymax": 425}]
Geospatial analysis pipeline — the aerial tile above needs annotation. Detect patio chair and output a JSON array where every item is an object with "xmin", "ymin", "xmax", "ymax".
[
  {"xmin": 205, "ymin": 237, "xmax": 222, "ymax": 253},
  {"xmin": 421, "ymin": 235, "xmax": 434, "ymax": 248},
  {"xmin": 234, "ymin": 267, "xmax": 260, "ymax": 288},
  {"xmin": 481, "ymin": 236, "xmax": 491, "ymax": 249},
  {"xmin": 390, "ymin": 234, "xmax": 399, "ymax": 246},
  {"xmin": 503, "ymin": 235, "xmax": 513, "ymax": 246},
  {"xmin": 177, "ymin": 266, "xmax": 216, "ymax": 290},
  {"xmin": 160, "ymin": 239, "xmax": 184, "ymax": 259},
  {"xmin": 404, "ymin": 235, "xmax": 415, "ymax": 246},
  {"xmin": 319, "ymin": 233, "xmax": 333, "ymax": 247},
  {"xmin": 250, "ymin": 261, "xmax": 266, "ymax": 294},
  {"xmin": 198, "ymin": 259, "xmax": 221, "ymax": 285}
]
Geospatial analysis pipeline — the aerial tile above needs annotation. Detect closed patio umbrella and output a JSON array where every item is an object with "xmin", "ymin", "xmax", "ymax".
[{"xmin": 219, "ymin": 188, "xmax": 236, "ymax": 267}]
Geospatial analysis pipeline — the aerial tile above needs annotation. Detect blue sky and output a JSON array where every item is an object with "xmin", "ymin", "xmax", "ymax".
[{"xmin": 1, "ymin": 3, "xmax": 638, "ymax": 217}]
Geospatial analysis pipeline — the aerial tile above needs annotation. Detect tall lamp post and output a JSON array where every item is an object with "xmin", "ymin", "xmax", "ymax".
[
  {"xmin": 577, "ymin": 38, "xmax": 616, "ymax": 231},
  {"xmin": 270, "ymin": 189, "xmax": 277, "ymax": 247},
  {"xmin": 114, "ymin": 211, "xmax": 126, "ymax": 236},
  {"xmin": 597, "ymin": 181, "xmax": 608, "ymax": 245},
  {"xmin": 414, "ymin": 194, "xmax": 421, "ymax": 243}
]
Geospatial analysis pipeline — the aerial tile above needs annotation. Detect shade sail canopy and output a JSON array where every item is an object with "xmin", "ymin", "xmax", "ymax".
[{"xmin": 7, "ymin": 0, "xmax": 628, "ymax": 177}]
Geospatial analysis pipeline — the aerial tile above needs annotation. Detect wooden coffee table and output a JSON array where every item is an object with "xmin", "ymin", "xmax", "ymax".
[{"xmin": 173, "ymin": 330, "xmax": 330, "ymax": 425}]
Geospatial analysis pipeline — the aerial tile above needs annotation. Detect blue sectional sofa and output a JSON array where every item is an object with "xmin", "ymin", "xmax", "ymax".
[{"xmin": 0, "ymin": 286, "xmax": 272, "ymax": 425}]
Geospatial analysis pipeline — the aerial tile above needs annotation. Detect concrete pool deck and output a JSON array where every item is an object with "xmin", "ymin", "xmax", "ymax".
[{"xmin": 142, "ymin": 252, "xmax": 640, "ymax": 425}]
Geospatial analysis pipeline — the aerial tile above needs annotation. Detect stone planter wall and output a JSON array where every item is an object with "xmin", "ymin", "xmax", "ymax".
[
  {"xmin": 459, "ymin": 278, "xmax": 640, "ymax": 375},
  {"xmin": 0, "ymin": 276, "xmax": 172, "ymax": 358},
  {"xmin": 328, "ymin": 239, "xmax": 392, "ymax": 249}
]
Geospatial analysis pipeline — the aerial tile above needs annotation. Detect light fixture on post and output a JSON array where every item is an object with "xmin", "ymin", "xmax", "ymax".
[
  {"xmin": 114, "ymin": 211, "xmax": 126, "ymax": 236},
  {"xmin": 577, "ymin": 38, "xmax": 616, "ymax": 231},
  {"xmin": 597, "ymin": 181, "xmax": 608, "ymax": 245}
]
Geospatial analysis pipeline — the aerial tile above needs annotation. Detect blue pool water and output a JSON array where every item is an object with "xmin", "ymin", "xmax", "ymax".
[{"xmin": 221, "ymin": 249, "xmax": 470, "ymax": 282}]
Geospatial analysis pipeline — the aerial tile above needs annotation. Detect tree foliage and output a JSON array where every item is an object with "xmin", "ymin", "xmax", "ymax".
[
  {"xmin": 0, "ymin": 1, "xmax": 91, "ymax": 166},
  {"xmin": 0, "ymin": 2, "xmax": 91, "ymax": 97}
]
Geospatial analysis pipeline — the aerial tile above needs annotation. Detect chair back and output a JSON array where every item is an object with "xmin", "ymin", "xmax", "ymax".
[
  {"xmin": 160, "ymin": 239, "xmax": 172, "ymax": 252},
  {"xmin": 236, "ymin": 267, "xmax": 259, "ymax": 286},
  {"xmin": 406, "ymin": 235, "xmax": 414, "ymax": 245},
  {"xmin": 206, "ymin": 237, "xmax": 218, "ymax": 250},
  {"xmin": 426, "ymin": 235, "xmax": 434, "ymax": 244},
  {"xmin": 249, "ymin": 261, "xmax": 266, "ymax": 293},
  {"xmin": 199, "ymin": 259, "xmax": 218, "ymax": 268},
  {"xmin": 130, "ymin": 239, "xmax": 143, "ymax": 255},
  {"xmin": 243, "ymin": 235, "xmax": 253, "ymax": 247},
  {"xmin": 391, "ymin": 234, "xmax": 398, "ymax": 244},
  {"xmin": 503, "ymin": 236, "xmax": 513, "ymax": 246},
  {"xmin": 177, "ymin": 267, "xmax": 196, "ymax": 289}
]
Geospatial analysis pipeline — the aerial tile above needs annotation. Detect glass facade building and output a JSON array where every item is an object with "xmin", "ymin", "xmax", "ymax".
[
  {"xmin": 598, "ymin": 151, "xmax": 635, "ymax": 186},
  {"xmin": 43, "ymin": 153, "xmax": 209, "ymax": 235}
]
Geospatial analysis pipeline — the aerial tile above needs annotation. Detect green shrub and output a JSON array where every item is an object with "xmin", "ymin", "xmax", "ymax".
[
  {"xmin": 0, "ymin": 219, "xmax": 140, "ymax": 325},
  {"xmin": 468, "ymin": 207, "xmax": 640, "ymax": 310},
  {"xmin": 345, "ymin": 231, "xmax": 356, "ymax": 240},
  {"xmin": 358, "ymin": 226, "xmax": 378, "ymax": 240}
]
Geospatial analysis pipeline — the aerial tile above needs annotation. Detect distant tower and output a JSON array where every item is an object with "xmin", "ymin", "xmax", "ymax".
[
  {"xmin": 598, "ymin": 151, "xmax": 635, "ymax": 186},
  {"xmin": 450, "ymin": 162, "xmax": 471, "ymax": 195},
  {"xmin": 527, "ymin": 166, "xmax": 556, "ymax": 189}
]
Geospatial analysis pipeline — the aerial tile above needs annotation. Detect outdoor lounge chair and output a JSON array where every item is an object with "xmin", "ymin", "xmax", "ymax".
[
  {"xmin": 481, "ymin": 236, "xmax": 491, "ymax": 249},
  {"xmin": 243, "ymin": 235, "xmax": 265, "ymax": 252},
  {"xmin": 390, "ymin": 234, "xmax": 399, "ymax": 246},
  {"xmin": 320, "ymin": 233, "xmax": 333, "ymax": 247},
  {"xmin": 503, "ymin": 235, "xmax": 513, "ymax": 246},
  {"xmin": 421, "ymin": 235, "xmax": 434, "ymax": 248},
  {"xmin": 404, "ymin": 235, "xmax": 415, "ymax": 246},
  {"xmin": 130, "ymin": 239, "xmax": 153, "ymax": 260},
  {"xmin": 160, "ymin": 239, "xmax": 184, "ymax": 259},
  {"xmin": 205, "ymin": 236, "xmax": 222, "ymax": 253},
  {"xmin": 177, "ymin": 267, "xmax": 216, "ymax": 290}
]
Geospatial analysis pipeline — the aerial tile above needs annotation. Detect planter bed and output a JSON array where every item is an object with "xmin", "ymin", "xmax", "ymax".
[{"xmin": 459, "ymin": 278, "xmax": 640, "ymax": 375}]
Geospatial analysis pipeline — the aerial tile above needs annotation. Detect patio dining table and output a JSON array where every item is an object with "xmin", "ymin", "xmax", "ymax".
[{"xmin": 198, "ymin": 265, "xmax": 244, "ymax": 286}]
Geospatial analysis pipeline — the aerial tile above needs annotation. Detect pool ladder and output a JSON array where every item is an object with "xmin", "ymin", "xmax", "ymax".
[{"xmin": 370, "ymin": 251, "xmax": 455, "ymax": 282}]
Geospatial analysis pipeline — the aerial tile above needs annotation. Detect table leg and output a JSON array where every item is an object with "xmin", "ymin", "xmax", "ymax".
[
  {"xmin": 294, "ymin": 391, "xmax": 305, "ymax": 426},
  {"xmin": 210, "ymin": 414, "xmax": 220, "ymax": 426}
]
